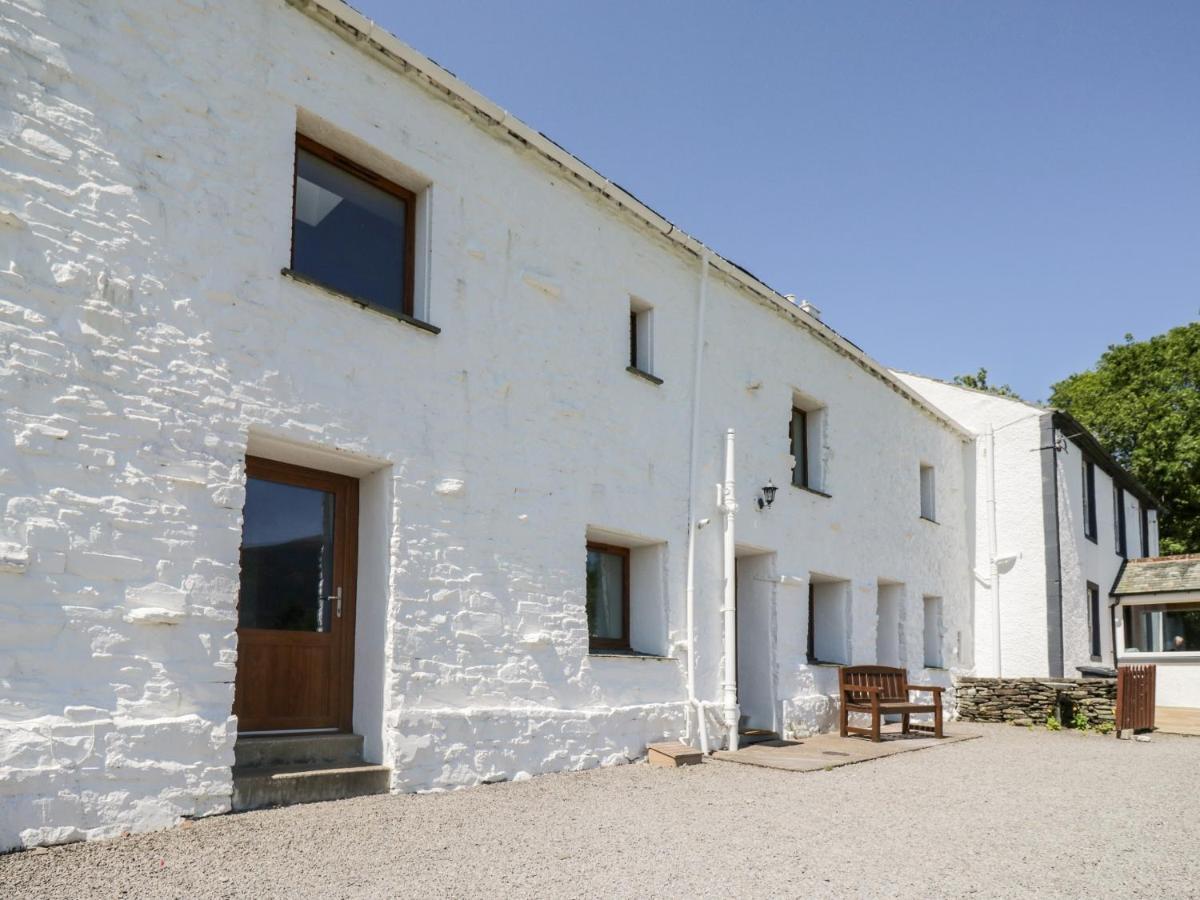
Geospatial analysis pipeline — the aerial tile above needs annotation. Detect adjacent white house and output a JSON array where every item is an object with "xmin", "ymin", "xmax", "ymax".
[
  {"xmin": 1113, "ymin": 556, "xmax": 1200, "ymax": 709},
  {"xmin": 0, "ymin": 0, "xmax": 975, "ymax": 851},
  {"xmin": 893, "ymin": 374, "xmax": 1161, "ymax": 680}
]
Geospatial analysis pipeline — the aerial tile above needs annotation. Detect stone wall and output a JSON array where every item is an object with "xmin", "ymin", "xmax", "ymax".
[
  {"xmin": 955, "ymin": 677, "xmax": 1116, "ymax": 728},
  {"xmin": 0, "ymin": 0, "xmax": 972, "ymax": 850}
]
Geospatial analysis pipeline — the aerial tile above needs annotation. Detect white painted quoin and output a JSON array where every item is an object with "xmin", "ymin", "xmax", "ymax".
[
  {"xmin": 0, "ymin": 0, "xmax": 976, "ymax": 851},
  {"xmin": 893, "ymin": 374, "xmax": 1160, "ymax": 679}
]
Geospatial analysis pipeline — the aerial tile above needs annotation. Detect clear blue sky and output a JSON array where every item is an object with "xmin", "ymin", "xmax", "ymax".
[{"xmin": 353, "ymin": 1, "xmax": 1198, "ymax": 401}]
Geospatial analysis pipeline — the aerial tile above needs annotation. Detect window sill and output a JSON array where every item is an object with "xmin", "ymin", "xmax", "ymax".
[
  {"xmin": 625, "ymin": 366, "xmax": 663, "ymax": 386},
  {"xmin": 790, "ymin": 484, "xmax": 832, "ymax": 499},
  {"xmin": 281, "ymin": 268, "xmax": 441, "ymax": 335},
  {"xmin": 919, "ymin": 515, "xmax": 939, "ymax": 525},
  {"xmin": 1084, "ymin": 534, "xmax": 1098, "ymax": 545},
  {"xmin": 589, "ymin": 649, "xmax": 676, "ymax": 661},
  {"xmin": 805, "ymin": 659, "xmax": 844, "ymax": 668},
  {"xmin": 1118, "ymin": 651, "xmax": 1200, "ymax": 663},
  {"xmin": 924, "ymin": 665, "xmax": 948, "ymax": 671}
]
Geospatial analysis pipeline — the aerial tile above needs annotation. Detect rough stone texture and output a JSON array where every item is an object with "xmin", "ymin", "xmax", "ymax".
[
  {"xmin": 0, "ymin": 0, "xmax": 972, "ymax": 850},
  {"xmin": 4, "ymin": 725, "xmax": 1199, "ymax": 899},
  {"xmin": 955, "ymin": 676, "xmax": 1116, "ymax": 728}
]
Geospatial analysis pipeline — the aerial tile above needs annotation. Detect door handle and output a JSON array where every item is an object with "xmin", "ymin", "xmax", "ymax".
[{"xmin": 330, "ymin": 586, "xmax": 342, "ymax": 619}]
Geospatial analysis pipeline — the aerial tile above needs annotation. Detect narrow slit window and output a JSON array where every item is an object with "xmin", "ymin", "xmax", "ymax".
[
  {"xmin": 923, "ymin": 595, "xmax": 943, "ymax": 668},
  {"xmin": 791, "ymin": 407, "xmax": 809, "ymax": 489},
  {"xmin": 1083, "ymin": 460, "xmax": 1097, "ymax": 541},
  {"xmin": 1114, "ymin": 487, "xmax": 1127, "ymax": 558},
  {"xmin": 1087, "ymin": 582, "xmax": 1101, "ymax": 660},
  {"xmin": 919, "ymin": 464, "xmax": 936, "ymax": 521},
  {"xmin": 628, "ymin": 299, "xmax": 654, "ymax": 376},
  {"xmin": 291, "ymin": 135, "xmax": 416, "ymax": 317}
]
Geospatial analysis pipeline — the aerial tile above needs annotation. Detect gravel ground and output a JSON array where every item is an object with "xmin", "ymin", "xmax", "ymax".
[{"xmin": 3, "ymin": 724, "xmax": 1197, "ymax": 899}]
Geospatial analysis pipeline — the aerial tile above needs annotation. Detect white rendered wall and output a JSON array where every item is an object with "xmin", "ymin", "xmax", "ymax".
[
  {"xmin": 1057, "ymin": 443, "xmax": 1137, "ymax": 673},
  {"xmin": 893, "ymin": 375, "xmax": 1050, "ymax": 677},
  {"xmin": 0, "ymin": 0, "xmax": 971, "ymax": 850}
]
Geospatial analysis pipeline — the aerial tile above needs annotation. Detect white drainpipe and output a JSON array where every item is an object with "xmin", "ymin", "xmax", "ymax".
[
  {"xmin": 986, "ymin": 425, "xmax": 1002, "ymax": 677},
  {"xmin": 719, "ymin": 428, "xmax": 740, "ymax": 750},
  {"xmin": 683, "ymin": 250, "xmax": 711, "ymax": 754}
]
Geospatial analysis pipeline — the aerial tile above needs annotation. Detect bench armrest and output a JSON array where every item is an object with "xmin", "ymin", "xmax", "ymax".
[{"xmin": 906, "ymin": 684, "xmax": 945, "ymax": 694}]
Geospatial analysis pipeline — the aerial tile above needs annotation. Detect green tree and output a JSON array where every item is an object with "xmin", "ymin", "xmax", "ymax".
[
  {"xmin": 952, "ymin": 367, "xmax": 1021, "ymax": 400},
  {"xmin": 1050, "ymin": 323, "xmax": 1200, "ymax": 554}
]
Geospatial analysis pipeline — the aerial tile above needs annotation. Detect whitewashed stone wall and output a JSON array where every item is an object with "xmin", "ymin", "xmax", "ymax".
[
  {"xmin": 0, "ymin": 0, "xmax": 971, "ymax": 850},
  {"xmin": 893, "ymin": 375, "xmax": 1051, "ymax": 677}
]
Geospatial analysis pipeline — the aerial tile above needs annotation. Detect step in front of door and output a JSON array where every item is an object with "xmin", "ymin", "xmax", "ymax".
[
  {"xmin": 232, "ymin": 732, "xmax": 390, "ymax": 812},
  {"xmin": 232, "ymin": 761, "xmax": 391, "ymax": 812}
]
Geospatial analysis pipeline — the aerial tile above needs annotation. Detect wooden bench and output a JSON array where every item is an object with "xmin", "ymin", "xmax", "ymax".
[{"xmin": 838, "ymin": 665, "xmax": 945, "ymax": 742}]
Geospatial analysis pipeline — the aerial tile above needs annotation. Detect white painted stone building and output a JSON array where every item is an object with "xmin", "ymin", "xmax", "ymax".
[
  {"xmin": 894, "ymin": 374, "xmax": 1161, "ymax": 679},
  {"xmin": 0, "ymin": 0, "xmax": 976, "ymax": 850}
]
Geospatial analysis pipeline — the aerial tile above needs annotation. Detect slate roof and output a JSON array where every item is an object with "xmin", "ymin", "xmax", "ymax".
[{"xmin": 1112, "ymin": 555, "xmax": 1200, "ymax": 596}]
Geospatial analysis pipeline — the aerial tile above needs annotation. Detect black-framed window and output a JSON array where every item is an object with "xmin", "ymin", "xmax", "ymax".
[
  {"xmin": 806, "ymin": 582, "xmax": 816, "ymax": 663},
  {"xmin": 586, "ymin": 542, "xmax": 630, "ymax": 651},
  {"xmin": 291, "ymin": 134, "xmax": 417, "ymax": 318},
  {"xmin": 1087, "ymin": 582, "xmax": 1101, "ymax": 660},
  {"xmin": 791, "ymin": 407, "xmax": 809, "ymax": 489},
  {"xmin": 1114, "ymin": 486, "xmax": 1127, "ymax": 558},
  {"xmin": 1083, "ymin": 460, "xmax": 1097, "ymax": 541},
  {"xmin": 1141, "ymin": 506, "xmax": 1151, "ymax": 558}
]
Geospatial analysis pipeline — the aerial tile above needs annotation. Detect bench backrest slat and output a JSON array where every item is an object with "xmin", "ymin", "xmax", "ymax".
[{"xmin": 838, "ymin": 665, "xmax": 908, "ymax": 702}]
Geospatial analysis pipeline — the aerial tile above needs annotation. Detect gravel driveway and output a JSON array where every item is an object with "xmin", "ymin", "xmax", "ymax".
[{"xmin": 3, "ymin": 724, "xmax": 1196, "ymax": 899}]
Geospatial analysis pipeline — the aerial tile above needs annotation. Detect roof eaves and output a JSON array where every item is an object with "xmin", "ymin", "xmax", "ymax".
[{"xmin": 286, "ymin": 0, "xmax": 972, "ymax": 441}]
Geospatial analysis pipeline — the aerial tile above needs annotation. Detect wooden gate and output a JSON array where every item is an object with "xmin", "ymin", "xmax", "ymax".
[{"xmin": 1115, "ymin": 664, "xmax": 1156, "ymax": 733}]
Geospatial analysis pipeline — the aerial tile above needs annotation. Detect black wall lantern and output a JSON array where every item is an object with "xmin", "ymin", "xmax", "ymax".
[{"xmin": 757, "ymin": 479, "xmax": 778, "ymax": 510}]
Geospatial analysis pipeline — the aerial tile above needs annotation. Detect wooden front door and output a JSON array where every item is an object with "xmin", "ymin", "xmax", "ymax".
[{"xmin": 234, "ymin": 457, "xmax": 358, "ymax": 732}]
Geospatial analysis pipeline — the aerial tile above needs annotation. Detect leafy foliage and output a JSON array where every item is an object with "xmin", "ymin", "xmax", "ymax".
[
  {"xmin": 952, "ymin": 367, "xmax": 1021, "ymax": 399},
  {"xmin": 1050, "ymin": 323, "xmax": 1200, "ymax": 554}
]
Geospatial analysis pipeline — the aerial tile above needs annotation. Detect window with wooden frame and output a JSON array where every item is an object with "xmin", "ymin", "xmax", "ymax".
[
  {"xmin": 290, "ymin": 134, "xmax": 417, "ymax": 319},
  {"xmin": 1140, "ymin": 506, "xmax": 1151, "ymax": 558},
  {"xmin": 1082, "ymin": 460, "xmax": 1097, "ymax": 542},
  {"xmin": 626, "ymin": 298, "xmax": 660, "ymax": 383},
  {"xmin": 585, "ymin": 542, "xmax": 630, "ymax": 651}
]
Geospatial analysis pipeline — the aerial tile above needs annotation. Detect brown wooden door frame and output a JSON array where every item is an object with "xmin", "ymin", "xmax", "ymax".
[{"xmin": 234, "ymin": 456, "xmax": 359, "ymax": 733}]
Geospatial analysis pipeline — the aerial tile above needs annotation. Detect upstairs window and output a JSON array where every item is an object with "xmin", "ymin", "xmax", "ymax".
[
  {"xmin": 1114, "ymin": 486, "xmax": 1127, "ymax": 558},
  {"xmin": 291, "ymin": 135, "xmax": 416, "ymax": 317},
  {"xmin": 919, "ymin": 464, "xmax": 936, "ymax": 522},
  {"xmin": 626, "ymin": 298, "xmax": 660, "ymax": 383},
  {"xmin": 790, "ymin": 395, "xmax": 826, "ymax": 493},
  {"xmin": 586, "ymin": 542, "xmax": 629, "ymax": 651},
  {"xmin": 790, "ymin": 407, "xmax": 810, "ymax": 489},
  {"xmin": 1141, "ymin": 506, "xmax": 1151, "ymax": 558},
  {"xmin": 1082, "ymin": 460, "xmax": 1097, "ymax": 541}
]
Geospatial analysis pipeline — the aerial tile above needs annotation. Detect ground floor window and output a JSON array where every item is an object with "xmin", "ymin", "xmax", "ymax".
[
  {"xmin": 923, "ymin": 595, "xmax": 943, "ymax": 668},
  {"xmin": 586, "ymin": 542, "xmax": 629, "ymax": 650},
  {"xmin": 807, "ymin": 578, "xmax": 849, "ymax": 664},
  {"xmin": 1124, "ymin": 603, "xmax": 1200, "ymax": 653},
  {"xmin": 1087, "ymin": 583, "xmax": 1102, "ymax": 659}
]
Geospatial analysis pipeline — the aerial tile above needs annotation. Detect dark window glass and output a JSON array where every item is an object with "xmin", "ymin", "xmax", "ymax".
[
  {"xmin": 239, "ymin": 477, "xmax": 335, "ymax": 631},
  {"xmin": 292, "ymin": 140, "xmax": 413, "ymax": 315},
  {"xmin": 586, "ymin": 544, "xmax": 628, "ymax": 649},
  {"xmin": 630, "ymin": 310, "xmax": 638, "ymax": 369},
  {"xmin": 791, "ymin": 408, "xmax": 809, "ymax": 489},
  {"xmin": 806, "ymin": 582, "xmax": 816, "ymax": 663},
  {"xmin": 1115, "ymin": 487, "xmax": 1127, "ymax": 558},
  {"xmin": 1088, "ymin": 583, "xmax": 1101, "ymax": 659},
  {"xmin": 1083, "ymin": 461, "xmax": 1097, "ymax": 540},
  {"xmin": 1124, "ymin": 603, "xmax": 1200, "ymax": 653},
  {"xmin": 1141, "ymin": 506, "xmax": 1151, "ymax": 558}
]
